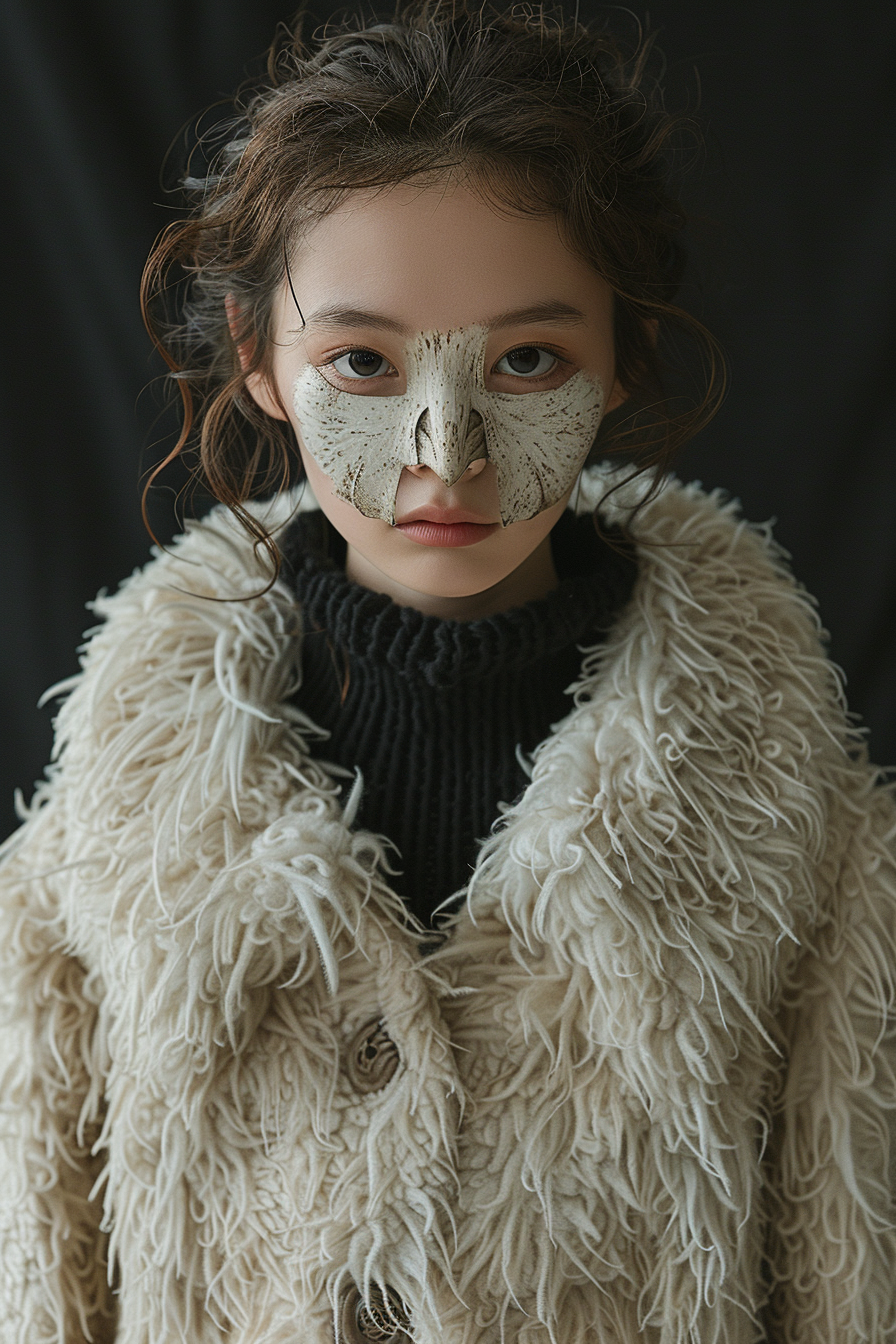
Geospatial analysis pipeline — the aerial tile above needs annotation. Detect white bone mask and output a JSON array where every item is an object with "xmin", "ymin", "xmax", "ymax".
[{"xmin": 291, "ymin": 325, "xmax": 606, "ymax": 525}]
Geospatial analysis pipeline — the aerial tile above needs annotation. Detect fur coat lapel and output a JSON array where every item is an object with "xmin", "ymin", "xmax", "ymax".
[
  {"xmin": 1, "ymin": 464, "xmax": 895, "ymax": 1344},
  {"xmin": 439, "ymin": 470, "xmax": 896, "ymax": 1341}
]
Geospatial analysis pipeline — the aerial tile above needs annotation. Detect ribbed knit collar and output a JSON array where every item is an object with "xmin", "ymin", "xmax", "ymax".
[{"xmin": 279, "ymin": 507, "xmax": 635, "ymax": 690}]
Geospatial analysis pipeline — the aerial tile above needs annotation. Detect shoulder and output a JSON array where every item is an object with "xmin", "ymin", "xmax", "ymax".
[
  {"xmin": 52, "ymin": 488, "xmax": 312, "ymax": 733},
  {"xmin": 583, "ymin": 461, "xmax": 804, "ymax": 577},
  {"xmin": 92, "ymin": 487, "xmax": 310, "ymax": 616},
  {"xmin": 571, "ymin": 463, "xmax": 863, "ymax": 797},
  {"xmin": 1, "ymin": 487, "xmax": 352, "ymax": 983},
  {"xmin": 581, "ymin": 462, "xmax": 833, "ymax": 665},
  {"xmin": 6, "ymin": 489, "xmax": 324, "ymax": 873}
]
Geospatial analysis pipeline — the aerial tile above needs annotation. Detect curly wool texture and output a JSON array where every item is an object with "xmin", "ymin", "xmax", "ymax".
[{"xmin": 1, "ymin": 465, "xmax": 895, "ymax": 1343}]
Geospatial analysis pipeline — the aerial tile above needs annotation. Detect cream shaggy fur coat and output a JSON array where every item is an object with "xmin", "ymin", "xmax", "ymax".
[{"xmin": 1, "ymin": 465, "xmax": 895, "ymax": 1344}]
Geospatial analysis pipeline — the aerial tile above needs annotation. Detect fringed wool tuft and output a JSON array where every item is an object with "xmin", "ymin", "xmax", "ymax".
[{"xmin": 1, "ymin": 466, "xmax": 894, "ymax": 1342}]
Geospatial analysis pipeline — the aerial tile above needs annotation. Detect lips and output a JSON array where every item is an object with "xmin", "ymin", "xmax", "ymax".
[
  {"xmin": 396, "ymin": 506, "xmax": 495, "ymax": 526},
  {"xmin": 394, "ymin": 519, "xmax": 500, "ymax": 547},
  {"xmin": 393, "ymin": 505, "xmax": 500, "ymax": 549}
]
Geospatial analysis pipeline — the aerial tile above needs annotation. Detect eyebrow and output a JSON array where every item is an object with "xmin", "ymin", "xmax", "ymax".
[
  {"xmin": 301, "ymin": 300, "xmax": 589, "ymax": 334},
  {"xmin": 489, "ymin": 301, "xmax": 588, "ymax": 329},
  {"xmin": 302, "ymin": 305, "xmax": 409, "ymax": 334}
]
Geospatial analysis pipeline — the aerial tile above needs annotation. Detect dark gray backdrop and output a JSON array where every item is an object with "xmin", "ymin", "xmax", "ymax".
[{"xmin": 2, "ymin": 1, "xmax": 894, "ymax": 838}]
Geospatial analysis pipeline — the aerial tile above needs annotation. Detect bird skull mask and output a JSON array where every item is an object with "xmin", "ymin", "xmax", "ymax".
[{"xmin": 291, "ymin": 325, "xmax": 606, "ymax": 525}]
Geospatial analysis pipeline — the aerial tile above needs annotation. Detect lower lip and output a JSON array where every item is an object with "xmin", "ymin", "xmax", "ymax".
[{"xmin": 395, "ymin": 521, "xmax": 500, "ymax": 548}]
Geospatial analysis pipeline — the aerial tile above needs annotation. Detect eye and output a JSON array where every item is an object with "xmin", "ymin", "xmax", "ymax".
[
  {"xmin": 329, "ymin": 349, "xmax": 395, "ymax": 380},
  {"xmin": 494, "ymin": 346, "xmax": 558, "ymax": 378}
]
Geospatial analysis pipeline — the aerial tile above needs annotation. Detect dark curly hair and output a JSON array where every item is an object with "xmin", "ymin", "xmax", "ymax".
[{"xmin": 142, "ymin": 0, "xmax": 725, "ymax": 568}]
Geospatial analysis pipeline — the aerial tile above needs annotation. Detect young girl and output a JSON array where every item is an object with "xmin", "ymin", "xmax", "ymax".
[{"xmin": 2, "ymin": 4, "xmax": 894, "ymax": 1341}]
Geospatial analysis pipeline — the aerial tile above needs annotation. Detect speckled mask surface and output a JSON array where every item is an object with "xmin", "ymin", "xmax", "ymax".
[{"xmin": 291, "ymin": 326, "xmax": 606, "ymax": 525}]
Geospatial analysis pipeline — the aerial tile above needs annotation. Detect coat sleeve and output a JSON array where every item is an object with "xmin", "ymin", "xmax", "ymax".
[
  {"xmin": 0, "ymin": 797, "xmax": 116, "ymax": 1344},
  {"xmin": 766, "ymin": 765, "xmax": 896, "ymax": 1340}
]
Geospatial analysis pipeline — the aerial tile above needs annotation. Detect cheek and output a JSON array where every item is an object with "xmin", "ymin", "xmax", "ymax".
[
  {"xmin": 296, "ymin": 439, "xmax": 326, "ymax": 494},
  {"xmin": 298, "ymin": 441, "xmax": 393, "ymax": 548},
  {"xmin": 490, "ymin": 498, "xmax": 569, "ymax": 566}
]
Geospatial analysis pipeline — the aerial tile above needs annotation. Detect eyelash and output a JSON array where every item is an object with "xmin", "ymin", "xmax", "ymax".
[
  {"xmin": 321, "ymin": 347, "xmax": 398, "ymax": 378},
  {"xmin": 496, "ymin": 345, "xmax": 569, "ymax": 379},
  {"xmin": 320, "ymin": 343, "xmax": 571, "ymax": 380}
]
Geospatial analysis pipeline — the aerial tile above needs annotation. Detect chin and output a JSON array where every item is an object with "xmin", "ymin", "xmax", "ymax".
[
  {"xmin": 394, "ymin": 559, "xmax": 513, "ymax": 600},
  {"xmin": 344, "ymin": 519, "xmax": 557, "ymax": 613},
  {"xmin": 408, "ymin": 577, "xmax": 503, "ymax": 600}
]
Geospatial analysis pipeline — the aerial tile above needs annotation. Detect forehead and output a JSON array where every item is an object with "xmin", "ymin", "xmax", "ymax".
[{"xmin": 280, "ymin": 179, "xmax": 612, "ymax": 335}]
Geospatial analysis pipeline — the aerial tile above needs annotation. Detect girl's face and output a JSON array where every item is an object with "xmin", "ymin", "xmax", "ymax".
[{"xmin": 246, "ymin": 178, "xmax": 625, "ymax": 617}]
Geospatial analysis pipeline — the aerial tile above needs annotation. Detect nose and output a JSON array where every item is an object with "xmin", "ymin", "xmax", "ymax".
[{"xmin": 413, "ymin": 401, "xmax": 489, "ymax": 487}]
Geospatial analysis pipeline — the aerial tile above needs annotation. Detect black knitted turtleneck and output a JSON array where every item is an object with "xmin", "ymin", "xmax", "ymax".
[{"xmin": 280, "ymin": 509, "xmax": 636, "ymax": 927}]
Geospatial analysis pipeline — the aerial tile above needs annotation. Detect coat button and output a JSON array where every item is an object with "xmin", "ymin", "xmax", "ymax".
[
  {"xmin": 338, "ymin": 1284, "xmax": 411, "ymax": 1341},
  {"xmin": 346, "ymin": 1018, "xmax": 400, "ymax": 1094}
]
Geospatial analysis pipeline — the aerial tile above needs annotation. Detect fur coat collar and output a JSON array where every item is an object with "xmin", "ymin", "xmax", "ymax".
[{"xmin": 1, "ymin": 465, "xmax": 895, "ymax": 1344}]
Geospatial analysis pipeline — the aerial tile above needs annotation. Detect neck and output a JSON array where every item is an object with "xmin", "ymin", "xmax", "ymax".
[{"xmin": 345, "ymin": 535, "xmax": 560, "ymax": 619}]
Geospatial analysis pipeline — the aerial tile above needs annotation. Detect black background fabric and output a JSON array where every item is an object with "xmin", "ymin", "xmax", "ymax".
[{"xmin": 1, "ymin": 1, "xmax": 894, "ymax": 839}]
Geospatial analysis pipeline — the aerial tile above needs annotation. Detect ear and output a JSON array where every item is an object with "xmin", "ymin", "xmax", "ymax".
[
  {"xmin": 606, "ymin": 379, "xmax": 629, "ymax": 415},
  {"xmin": 606, "ymin": 316, "xmax": 659, "ymax": 413},
  {"xmin": 225, "ymin": 294, "xmax": 288, "ymax": 422}
]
